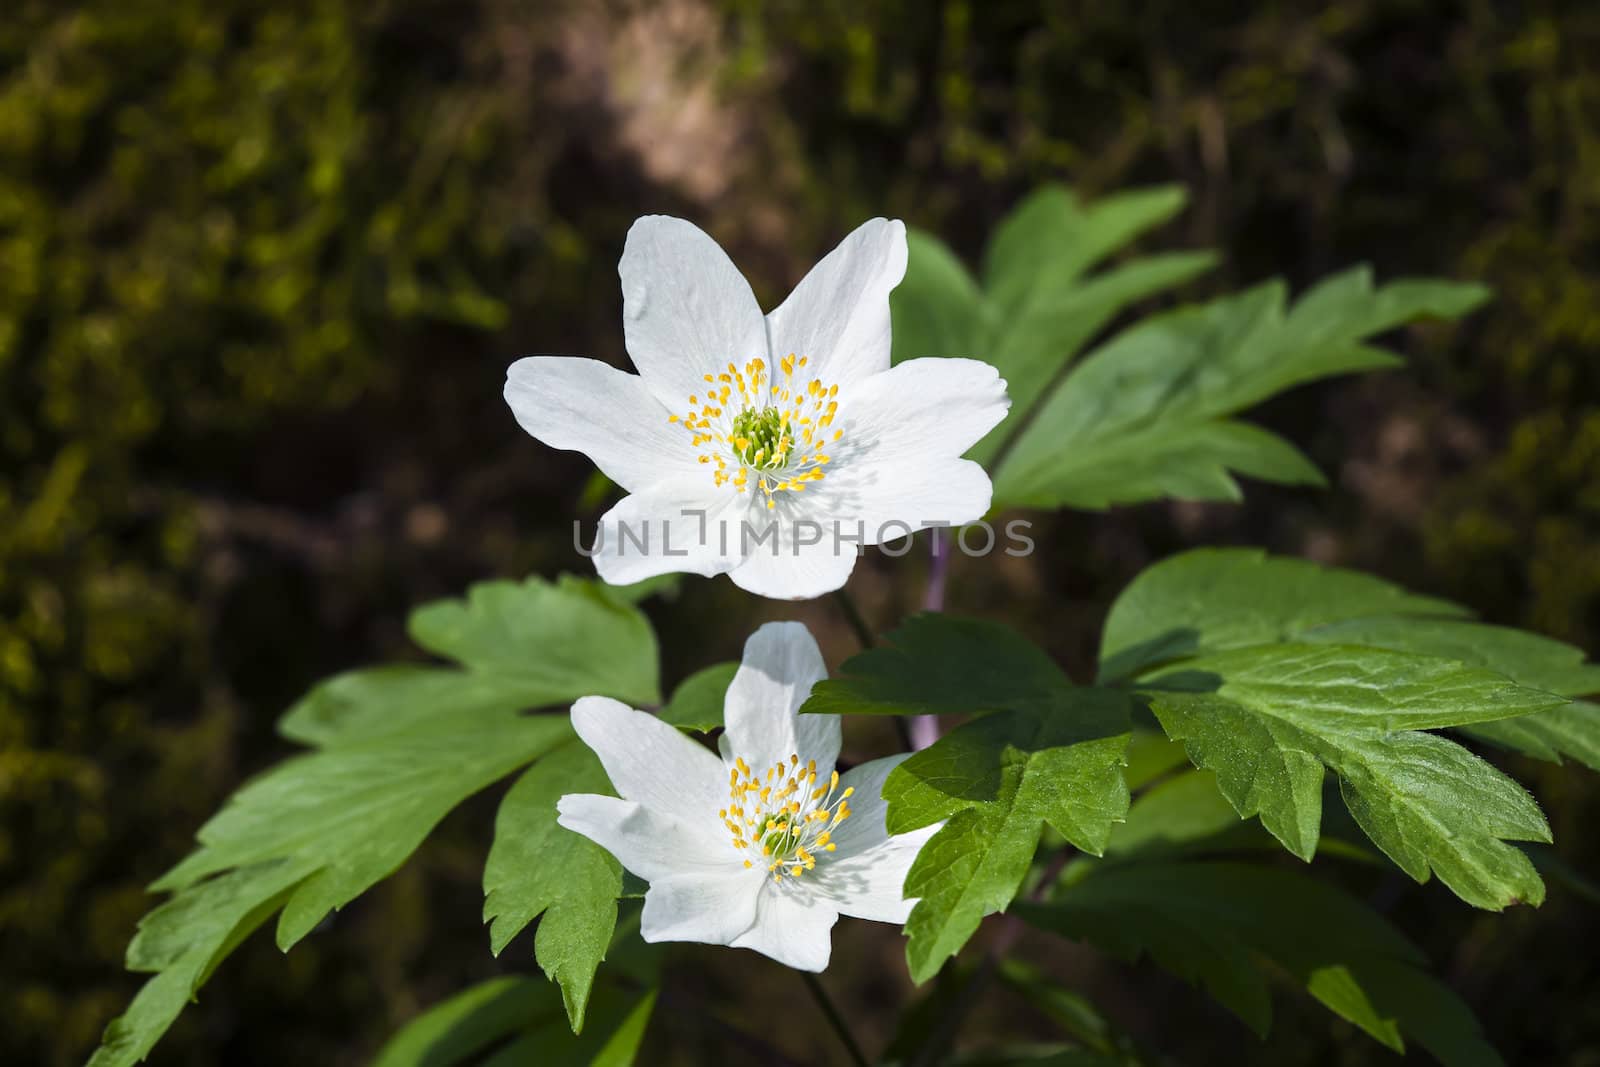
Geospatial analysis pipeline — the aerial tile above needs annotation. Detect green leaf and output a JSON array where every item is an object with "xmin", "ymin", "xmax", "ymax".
[
  {"xmin": 992, "ymin": 268, "xmax": 1489, "ymax": 510},
  {"xmin": 88, "ymin": 861, "xmax": 310, "ymax": 1067},
  {"xmin": 891, "ymin": 229, "xmax": 986, "ymax": 365},
  {"xmin": 484, "ymin": 741, "xmax": 622, "ymax": 1030},
  {"xmin": 153, "ymin": 713, "xmax": 573, "ymax": 947},
  {"xmin": 887, "ymin": 689, "xmax": 1133, "ymax": 981},
  {"xmin": 409, "ymin": 575, "xmax": 660, "ymax": 707},
  {"xmin": 1103, "ymin": 769, "xmax": 1243, "ymax": 857},
  {"xmin": 1098, "ymin": 546, "xmax": 1600, "ymax": 768},
  {"xmin": 1016, "ymin": 861, "xmax": 1503, "ymax": 1066},
  {"xmin": 279, "ymin": 665, "xmax": 554, "ymax": 747},
  {"xmin": 1097, "ymin": 547, "xmax": 1467, "ymax": 683},
  {"xmin": 91, "ymin": 575, "xmax": 660, "ymax": 1066},
  {"xmin": 1302, "ymin": 616, "xmax": 1600, "ymax": 769},
  {"xmin": 656, "ymin": 662, "xmax": 737, "ymax": 731},
  {"xmin": 892, "ymin": 185, "xmax": 1216, "ymax": 466},
  {"xmin": 1465, "ymin": 702, "xmax": 1600, "ymax": 771},
  {"xmin": 803, "ymin": 614, "xmax": 1070, "ymax": 718},
  {"xmin": 994, "ymin": 959, "xmax": 1120, "ymax": 1055},
  {"xmin": 1146, "ymin": 644, "xmax": 1560, "ymax": 908},
  {"xmin": 371, "ymin": 975, "xmax": 656, "ymax": 1067}
]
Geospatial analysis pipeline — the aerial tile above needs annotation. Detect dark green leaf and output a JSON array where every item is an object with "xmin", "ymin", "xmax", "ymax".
[
  {"xmin": 803, "ymin": 614, "xmax": 1069, "ymax": 718},
  {"xmin": 1017, "ymin": 862, "xmax": 1503, "ymax": 1066}
]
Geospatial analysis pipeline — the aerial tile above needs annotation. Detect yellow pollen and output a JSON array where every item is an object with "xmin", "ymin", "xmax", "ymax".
[
  {"xmin": 667, "ymin": 352, "xmax": 846, "ymax": 503},
  {"xmin": 720, "ymin": 745, "xmax": 852, "ymax": 879}
]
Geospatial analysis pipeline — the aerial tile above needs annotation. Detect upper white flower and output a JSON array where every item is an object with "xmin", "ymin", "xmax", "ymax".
[
  {"xmin": 555, "ymin": 621, "xmax": 939, "ymax": 972},
  {"xmin": 505, "ymin": 216, "xmax": 1010, "ymax": 600}
]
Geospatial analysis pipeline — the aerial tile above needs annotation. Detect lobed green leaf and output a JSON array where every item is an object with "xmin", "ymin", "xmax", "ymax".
[
  {"xmin": 89, "ymin": 576, "xmax": 660, "ymax": 1066},
  {"xmin": 484, "ymin": 741, "xmax": 622, "ymax": 1030},
  {"xmin": 1146, "ymin": 644, "xmax": 1559, "ymax": 908},
  {"xmin": 888, "ymin": 690, "xmax": 1133, "ymax": 982},
  {"xmin": 992, "ymin": 268, "xmax": 1489, "ymax": 511},
  {"xmin": 892, "ymin": 184, "xmax": 1215, "ymax": 466}
]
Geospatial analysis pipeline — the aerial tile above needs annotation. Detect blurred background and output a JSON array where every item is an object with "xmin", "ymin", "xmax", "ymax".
[{"xmin": 3, "ymin": 1, "xmax": 1598, "ymax": 1064}]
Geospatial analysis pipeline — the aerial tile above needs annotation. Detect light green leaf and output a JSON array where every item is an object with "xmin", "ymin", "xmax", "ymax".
[
  {"xmin": 91, "ymin": 575, "xmax": 660, "ymax": 1066},
  {"xmin": 1464, "ymin": 702, "xmax": 1600, "ymax": 771},
  {"xmin": 484, "ymin": 741, "xmax": 621, "ymax": 1030},
  {"xmin": 1146, "ymin": 644, "xmax": 1561, "ymax": 908},
  {"xmin": 88, "ymin": 861, "xmax": 311, "ymax": 1067},
  {"xmin": 892, "ymin": 184, "xmax": 1216, "ymax": 465},
  {"xmin": 409, "ymin": 575, "xmax": 660, "ymax": 707},
  {"xmin": 279, "ymin": 666, "xmax": 553, "ymax": 747},
  {"xmin": 1016, "ymin": 861, "xmax": 1503, "ymax": 1066},
  {"xmin": 153, "ymin": 714, "xmax": 573, "ymax": 947},
  {"xmin": 656, "ymin": 662, "xmax": 737, "ymax": 731},
  {"xmin": 993, "ymin": 268, "xmax": 1489, "ymax": 510},
  {"xmin": 802, "ymin": 614, "xmax": 1069, "ymax": 718},
  {"xmin": 1097, "ymin": 547, "xmax": 1467, "ymax": 683},
  {"xmin": 891, "ymin": 228, "xmax": 986, "ymax": 365},
  {"xmin": 371, "ymin": 975, "xmax": 656, "ymax": 1067},
  {"xmin": 887, "ymin": 690, "xmax": 1132, "ymax": 981}
]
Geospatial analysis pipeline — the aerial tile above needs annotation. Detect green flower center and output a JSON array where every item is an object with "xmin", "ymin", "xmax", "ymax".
[
  {"xmin": 719, "ymin": 754, "xmax": 854, "ymax": 881},
  {"xmin": 730, "ymin": 406, "xmax": 790, "ymax": 470}
]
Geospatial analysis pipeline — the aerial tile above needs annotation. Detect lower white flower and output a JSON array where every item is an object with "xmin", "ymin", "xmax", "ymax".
[{"xmin": 556, "ymin": 621, "xmax": 939, "ymax": 972}]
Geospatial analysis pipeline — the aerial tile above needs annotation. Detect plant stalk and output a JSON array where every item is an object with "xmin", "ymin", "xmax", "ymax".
[
  {"xmin": 907, "ymin": 528, "xmax": 950, "ymax": 750},
  {"xmin": 800, "ymin": 971, "xmax": 871, "ymax": 1067}
]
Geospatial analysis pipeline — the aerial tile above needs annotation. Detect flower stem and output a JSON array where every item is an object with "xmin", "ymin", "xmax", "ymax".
[
  {"xmin": 907, "ymin": 528, "xmax": 950, "ymax": 750},
  {"xmin": 922, "ymin": 526, "xmax": 950, "ymax": 612},
  {"xmin": 833, "ymin": 588, "xmax": 876, "ymax": 649},
  {"xmin": 800, "ymin": 971, "xmax": 870, "ymax": 1067}
]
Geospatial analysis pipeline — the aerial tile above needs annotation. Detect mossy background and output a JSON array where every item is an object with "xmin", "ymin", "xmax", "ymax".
[{"xmin": 3, "ymin": 1, "xmax": 1597, "ymax": 1063}]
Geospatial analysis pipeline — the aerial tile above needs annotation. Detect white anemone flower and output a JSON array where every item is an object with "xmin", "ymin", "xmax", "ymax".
[
  {"xmin": 555, "ymin": 621, "xmax": 939, "ymax": 972},
  {"xmin": 505, "ymin": 215, "xmax": 1010, "ymax": 600}
]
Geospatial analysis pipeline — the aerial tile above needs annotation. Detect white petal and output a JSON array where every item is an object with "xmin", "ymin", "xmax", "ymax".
[
  {"xmin": 590, "ymin": 482, "xmax": 752, "ymax": 586},
  {"xmin": 620, "ymin": 216, "xmax": 769, "ymax": 409},
  {"xmin": 815, "ymin": 455, "xmax": 996, "ymax": 547},
  {"xmin": 556, "ymin": 794, "xmax": 733, "ymax": 882},
  {"xmin": 765, "ymin": 218, "xmax": 907, "ymax": 390},
  {"xmin": 729, "ymin": 880, "xmax": 839, "ymax": 972},
  {"xmin": 722, "ymin": 622, "xmax": 839, "ymax": 775},
  {"xmin": 844, "ymin": 357, "xmax": 1010, "ymax": 462},
  {"xmin": 570, "ymin": 696, "xmax": 726, "ymax": 822},
  {"xmin": 504, "ymin": 356, "xmax": 696, "ymax": 493},
  {"xmin": 641, "ymin": 870, "xmax": 764, "ymax": 946},
  {"xmin": 726, "ymin": 511, "xmax": 860, "ymax": 600},
  {"xmin": 811, "ymin": 755, "xmax": 941, "ymax": 924}
]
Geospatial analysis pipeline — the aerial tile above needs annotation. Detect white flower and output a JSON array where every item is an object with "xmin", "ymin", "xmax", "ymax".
[
  {"xmin": 505, "ymin": 215, "xmax": 1010, "ymax": 600},
  {"xmin": 555, "ymin": 621, "xmax": 939, "ymax": 972}
]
